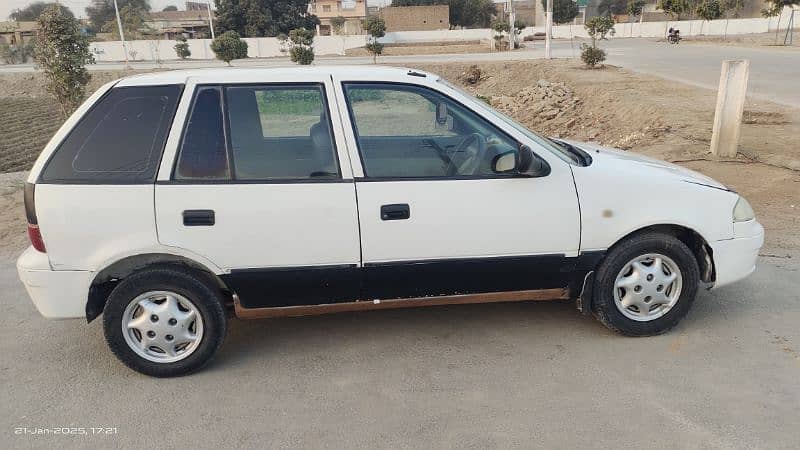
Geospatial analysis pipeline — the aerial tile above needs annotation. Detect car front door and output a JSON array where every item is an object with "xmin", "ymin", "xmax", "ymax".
[
  {"xmin": 155, "ymin": 75, "xmax": 361, "ymax": 308},
  {"xmin": 334, "ymin": 78, "xmax": 582, "ymax": 300}
]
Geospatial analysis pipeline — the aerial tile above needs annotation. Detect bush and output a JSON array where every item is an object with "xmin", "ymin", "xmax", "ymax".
[
  {"xmin": 363, "ymin": 16, "xmax": 386, "ymax": 63},
  {"xmin": 290, "ymin": 46, "xmax": 314, "ymax": 65},
  {"xmin": 462, "ymin": 65, "xmax": 482, "ymax": 85},
  {"xmin": 288, "ymin": 28, "xmax": 314, "ymax": 65},
  {"xmin": 174, "ymin": 35, "xmax": 191, "ymax": 59},
  {"xmin": 1, "ymin": 42, "xmax": 35, "ymax": 64},
  {"xmin": 580, "ymin": 43, "xmax": 606, "ymax": 68},
  {"xmin": 211, "ymin": 31, "xmax": 247, "ymax": 65}
]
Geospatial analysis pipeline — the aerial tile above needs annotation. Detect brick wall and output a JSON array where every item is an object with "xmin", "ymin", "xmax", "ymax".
[{"xmin": 379, "ymin": 5, "xmax": 450, "ymax": 32}]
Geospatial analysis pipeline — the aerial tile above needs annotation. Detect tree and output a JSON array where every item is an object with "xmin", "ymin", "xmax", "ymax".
[
  {"xmin": 696, "ymin": 0, "xmax": 723, "ymax": 21},
  {"xmin": 34, "ymin": 5, "xmax": 94, "ymax": 118},
  {"xmin": 211, "ymin": 30, "xmax": 248, "ymax": 65},
  {"xmin": 330, "ymin": 16, "xmax": 347, "ymax": 55},
  {"xmin": 100, "ymin": 4, "xmax": 151, "ymax": 40},
  {"xmin": 490, "ymin": 18, "xmax": 510, "ymax": 51},
  {"xmin": 288, "ymin": 27, "xmax": 314, "ymax": 64},
  {"xmin": 10, "ymin": 2, "xmax": 74, "ymax": 21},
  {"xmin": 598, "ymin": 0, "xmax": 628, "ymax": 16},
  {"xmin": 214, "ymin": 0, "xmax": 320, "ymax": 37},
  {"xmin": 363, "ymin": 16, "xmax": 385, "ymax": 63},
  {"xmin": 162, "ymin": 5, "xmax": 178, "ymax": 11},
  {"xmin": 581, "ymin": 16, "xmax": 615, "ymax": 68},
  {"xmin": 174, "ymin": 35, "xmax": 191, "ymax": 59},
  {"xmin": 720, "ymin": 0, "xmax": 743, "ymax": 40},
  {"xmin": 330, "ymin": 15, "xmax": 346, "ymax": 35},
  {"xmin": 762, "ymin": 0, "xmax": 799, "ymax": 44},
  {"xmin": 85, "ymin": 0, "xmax": 150, "ymax": 34},
  {"xmin": 449, "ymin": 0, "xmax": 495, "ymax": 28},
  {"xmin": 657, "ymin": 0, "xmax": 690, "ymax": 19},
  {"xmin": 541, "ymin": 0, "xmax": 580, "ymax": 24},
  {"xmin": 627, "ymin": 0, "xmax": 646, "ymax": 17},
  {"xmin": 1, "ymin": 42, "xmax": 35, "ymax": 64}
]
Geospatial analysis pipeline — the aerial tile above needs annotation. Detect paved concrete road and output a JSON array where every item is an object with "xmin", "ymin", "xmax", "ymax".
[
  {"xmin": 602, "ymin": 38, "xmax": 800, "ymax": 109},
  {"xmin": 1, "ymin": 254, "xmax": 798, "ymax": 449}
]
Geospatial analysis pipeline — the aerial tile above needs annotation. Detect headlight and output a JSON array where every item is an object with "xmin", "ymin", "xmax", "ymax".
[{"xmin": 733, "ymin": 196, "xmax": 755, "ymax": 222}]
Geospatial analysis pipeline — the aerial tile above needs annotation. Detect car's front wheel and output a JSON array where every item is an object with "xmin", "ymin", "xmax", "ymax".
[
  {"xmin": 103, "ymin": 267, "xmax": 227, "ymax": 377},
  {"xmin": 592, "ymin": 232, "xmax": 700, "ymax": 336}
]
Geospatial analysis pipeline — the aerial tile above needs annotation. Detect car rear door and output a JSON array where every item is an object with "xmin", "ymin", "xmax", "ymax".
[
  {"xmin": 155, "ymin": 72, "xmax": 361, "ymax": 309},
  {"xmin": 332, "ymin": 73, "xmax": 582, "ymax": 300}
]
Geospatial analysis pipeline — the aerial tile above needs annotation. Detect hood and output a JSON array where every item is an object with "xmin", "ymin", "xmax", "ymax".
[{"xmin": 563, "ymin": 140, "xmax": 729, "ymax": 191}]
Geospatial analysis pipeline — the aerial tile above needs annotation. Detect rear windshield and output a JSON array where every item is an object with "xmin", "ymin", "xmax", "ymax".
[{"xmin": 39, "ymin": 85, "xmax": 183, "ymax": 183}]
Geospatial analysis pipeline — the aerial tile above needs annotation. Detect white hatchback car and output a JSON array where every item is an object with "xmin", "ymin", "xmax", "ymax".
[{"xmin": 18, "ymin": 67, "xmax": 763, "ymax": 376}]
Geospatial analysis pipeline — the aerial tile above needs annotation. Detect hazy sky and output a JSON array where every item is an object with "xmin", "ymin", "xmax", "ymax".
[{"xmin": 1, "ymin": 0, "xmax": 394, "ymax": 21}]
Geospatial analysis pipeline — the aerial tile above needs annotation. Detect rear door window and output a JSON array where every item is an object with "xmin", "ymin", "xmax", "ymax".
[
  {"xmin": 40, "ymin": 85, "xmax": 182, "ymax": 183},
  {"xmin": 225, "ymin": 85, "xmax": 338, "ymax": 180}
]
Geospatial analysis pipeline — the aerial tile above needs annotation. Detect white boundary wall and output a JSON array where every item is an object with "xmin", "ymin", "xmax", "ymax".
[
  {"xmin": 89, "ymin": 8, "xmax": 797, "ymax": 62},
  {"xmin": 90, "ymin": 34, "xmax": 368, "ymax": 62}
]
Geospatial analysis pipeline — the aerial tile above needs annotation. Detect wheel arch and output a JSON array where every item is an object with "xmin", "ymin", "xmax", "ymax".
[
  {"xmin": 86, "ymin": 253, "xmax": 231, "ymax": 323},
  {"xmin": 606, "ymin": 223, "xmax": 715, "ymax": 284}
]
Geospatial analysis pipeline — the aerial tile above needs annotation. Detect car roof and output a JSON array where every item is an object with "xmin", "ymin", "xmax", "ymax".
[{"xmin": 114, "ymin": 65, "xmax": 438, "ymax": 87}]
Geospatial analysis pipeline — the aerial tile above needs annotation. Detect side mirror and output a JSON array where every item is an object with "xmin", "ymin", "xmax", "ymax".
[
  {"xmin": 491, "ymin": 151, "xmax": 517, "ymax": 174},
  {"xmin": 516, "ymin": 144, "xmax": 550, "ymax": 178}
]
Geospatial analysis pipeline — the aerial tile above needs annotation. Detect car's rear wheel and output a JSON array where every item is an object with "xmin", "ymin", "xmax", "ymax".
[
  {"xmin": 103, "ymin": 267, "xmax": 227, "ymax": 377},
  {"xmin": 592, "ymin": 232, "xmax": 700, "ymax": 336}
]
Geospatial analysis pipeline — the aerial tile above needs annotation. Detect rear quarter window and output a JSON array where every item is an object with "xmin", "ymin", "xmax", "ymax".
[{"xmin": 39, "ymin": 85, "xmax": 183, "ymax": 183}]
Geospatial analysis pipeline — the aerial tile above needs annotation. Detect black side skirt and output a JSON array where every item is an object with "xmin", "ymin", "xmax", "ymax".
[{"xmin": 222, "ymin": 252, "xmax": 606, "ymax": 309}]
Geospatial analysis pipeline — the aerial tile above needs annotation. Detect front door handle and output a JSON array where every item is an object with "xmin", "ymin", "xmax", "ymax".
[
  {"xmin": 381, "ymin": 204, "xmax": 410, "ymax": 221},
  {"xmin": 183, "ymin": 209, "xmax": 215, "ymax": 226}
]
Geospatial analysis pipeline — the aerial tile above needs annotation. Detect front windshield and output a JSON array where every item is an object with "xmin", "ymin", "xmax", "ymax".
[{"xmin": 436, "ymin": 78, "xmax": 580, "ymax": 164}]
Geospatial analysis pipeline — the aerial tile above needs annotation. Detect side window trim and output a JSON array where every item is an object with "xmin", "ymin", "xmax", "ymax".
[
  {"xmin": 169, "ymin": 82, "xmax": 345, "ymax": 184},
  {"xmin": 341, "ymin": 81, "xmax": 521, "ymax": 181},
  {"xmin": 171, "ymin": 85, "xmax": 231, "ymax": 181}
]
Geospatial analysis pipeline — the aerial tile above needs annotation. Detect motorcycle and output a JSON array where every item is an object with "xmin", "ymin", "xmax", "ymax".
[{"xmin": 667, "ymin": 29, "xmax": 682, "ymax": 44}]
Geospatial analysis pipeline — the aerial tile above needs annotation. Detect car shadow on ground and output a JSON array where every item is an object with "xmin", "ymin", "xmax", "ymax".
[{"xmin": 208, "ymin": 287, "xmax": 729, "ymax": 371}]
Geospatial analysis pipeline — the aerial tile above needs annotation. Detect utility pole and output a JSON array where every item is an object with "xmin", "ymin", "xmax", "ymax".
[
  {"xmin": 113, "ymin": 0, "xmax": 129, "ymax": 67},
  {"xmin": 545, "ymin": 0, "xmax": 553, "ymax": 58},
  {"xmin": 206, "ymin": 1, "xmax": 215, "ymax": 39},
  {"xmin": 507, "ymin": 0, "xmax": 516, "ymax": 50}
]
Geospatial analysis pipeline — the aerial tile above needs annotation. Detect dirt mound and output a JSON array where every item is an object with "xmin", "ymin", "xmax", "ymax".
[{"xmin": 489, "ymin": 80, "xmax": 582, "ymax": 132}]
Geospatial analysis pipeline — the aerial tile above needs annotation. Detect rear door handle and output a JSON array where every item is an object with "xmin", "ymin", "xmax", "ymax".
[
  {"xmin": 381, "ymin": 204, "xmax": 410, "ymax": 221},
  {"xmin": 183, "ymin": 209, "xmax": 215, "ymax": 226}
]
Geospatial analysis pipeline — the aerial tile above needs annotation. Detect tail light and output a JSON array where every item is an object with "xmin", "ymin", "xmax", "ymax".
[{"xmin": 24, "ymin": 183, "xmax": 46, "ymax": 253}]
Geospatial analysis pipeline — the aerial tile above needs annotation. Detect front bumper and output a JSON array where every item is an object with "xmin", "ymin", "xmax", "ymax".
[
  {"xmin": 709, "ymin": 220, "xmax": 765, "ymax": 289},
  {"xmin": 16, "ymin": 247, "xmax": 92, "ymax": 319}
]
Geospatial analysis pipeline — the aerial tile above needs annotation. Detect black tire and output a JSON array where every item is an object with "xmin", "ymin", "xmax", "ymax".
[
  {"xmin": 592, "ymin": 232, "xmax": 700, "ymax": 336},
  {"xmin": 103, "ymin": 266, "xmax": 227, "ymax": 377}
]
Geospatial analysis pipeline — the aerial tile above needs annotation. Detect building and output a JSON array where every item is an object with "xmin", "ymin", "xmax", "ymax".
[
  {"xmin": 0, "ymin": 21, "xmax": 37, "ymax": 47},
  {"xmin": 309, "ymin": 0, "xmax": 367, "ymax": 35},
  {"xmin": 144, "ymin": 10, "xmax": 215, "ymax": 39},
  {"xmin": 493, "ymin": 0, "xmax": 545, "ymax": 27},
  {"xmin": 185, "ymin": 2, "xmax": 209, "ymax": 11},
  {"xmin": 379, "ymin": 5, "xmax": 450, "ymax": 31}
]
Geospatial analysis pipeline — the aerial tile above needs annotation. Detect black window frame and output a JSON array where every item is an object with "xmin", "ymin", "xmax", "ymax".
[
  {"xmin": 37, "ymin": 84, "xmax": 184, "ymax": 185},
  {"xmin": 341, "ymin": 81, "xmax": 527, "ymax": 182},
  {"xmin": 169, "ymin": 82, "xmax": 345, "ymax": 185}
]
